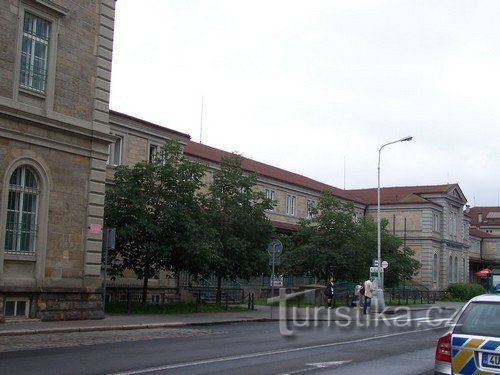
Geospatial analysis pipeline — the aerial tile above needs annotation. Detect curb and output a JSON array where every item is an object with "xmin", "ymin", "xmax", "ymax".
[{"xmin": 0, "ymin": 319, "xmax": 274, "ymax": 337}]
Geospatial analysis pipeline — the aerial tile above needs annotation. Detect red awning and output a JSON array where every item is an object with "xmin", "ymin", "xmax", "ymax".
[{"xmin": 475, "ymin": 268, "xmax": 491, "ymax": 277}]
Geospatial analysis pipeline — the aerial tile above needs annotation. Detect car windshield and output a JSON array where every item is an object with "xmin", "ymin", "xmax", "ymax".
[{"xmin": 454, "ymin": 301, "xmax": 500, "ymax": 337}]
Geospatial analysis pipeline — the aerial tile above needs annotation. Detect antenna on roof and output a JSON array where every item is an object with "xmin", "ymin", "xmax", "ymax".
[{"xmin": 199, "ymin": 96, "xmax": 204, "ymax": 144}]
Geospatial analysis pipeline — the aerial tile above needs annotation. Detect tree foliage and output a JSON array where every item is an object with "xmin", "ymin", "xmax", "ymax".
[
  {"xmin": 104, "ymin": 140, "xmax": 212, "ymax": 303},
  {"xmin": 283, "ymin": 191, "xmax": 359, "ymax": 284},
  {"xmin": 206, "ymin": 154, "xmax": 275, "ymax": 302},
  {"xmin": 283, "ymin": 191, "xmax": 420, "ymax": 286}
]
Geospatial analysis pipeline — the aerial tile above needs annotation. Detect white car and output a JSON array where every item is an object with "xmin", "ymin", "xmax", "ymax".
[{"xmin": 435, "ymin": 294, "xmax": 500, "ymax": 375}]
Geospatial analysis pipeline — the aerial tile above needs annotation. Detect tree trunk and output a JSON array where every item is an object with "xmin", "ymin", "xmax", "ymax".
[
  {"xmin": 142, "ymin": 275, "xmax": 149, "ymax": 305},
  {"xmin": 216, "ymin": 275, "xmax": 222, "ymax": 305}
]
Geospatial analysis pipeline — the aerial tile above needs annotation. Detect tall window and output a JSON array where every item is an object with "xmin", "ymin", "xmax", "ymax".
[
  {"xmin": 433, "ymin": 254, "xmax": 438, "ymax": 283},
  {"xmin": 306, "ymin": 199, "xmax": 315, "ymax": 219},
  {"xmin": 20, "ymin": 12, "xmax": 50, "ymax": 93},
  {"xmin": 433, "ymin": 214, "xmax": 440, "ymax": 232},
  {"xmin": 108, "ymin": 135, "xmax": 123, "ymax": 166},
  {"xmin": 149, "ymin": 144, "xmax": 159, "ymax": 163},
  {"xmin": 449, "ymin": 210, "xmax": 457, "ymax": 238},
  {"xmin": 286, "ymin": 194, "xmax": 296, "ymax": 216},
  {"xmin": 448, "ymin": 255, "xmax": 453, "ymax": 283},
  {"xmin": 5, "ymin": 166, "xmax": 39, "ymax": 254},
  {"xmin": 265, "ymin": 189, "xmax": 276, "ymax": 211},
  {"xmin": 454, "ymin": 256, "xmax": 458, "ymax": 283}
]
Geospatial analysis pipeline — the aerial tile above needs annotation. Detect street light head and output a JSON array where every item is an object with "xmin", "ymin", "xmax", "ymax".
[{"xmin": 401, "ymin": 136, "xmax": 413, "ymax": 142}]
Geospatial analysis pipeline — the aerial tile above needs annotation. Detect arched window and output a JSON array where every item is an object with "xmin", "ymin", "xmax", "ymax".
[
  {"xmin": 448, "ymin": 255, "xmax": 453, "ymax": 283},
  {"xmin": 454, "ymin": 256, "xmax": 458, "ymax": 283},
  {"xmin": 433, "ymin": 254, "xmax": 438, "ymax": 283},
  {"xmin": 4, "ymin": 166, "xmax": 39, "ymax": 254}
]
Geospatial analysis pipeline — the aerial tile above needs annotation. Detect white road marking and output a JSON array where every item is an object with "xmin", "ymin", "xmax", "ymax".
[
  {"xmin": 110, "ymin": 326, "xmax": 442, "ymax": 374},
  {"xmin": 306, "ymin": 360, "xmax": 352, "ymax": 368}
]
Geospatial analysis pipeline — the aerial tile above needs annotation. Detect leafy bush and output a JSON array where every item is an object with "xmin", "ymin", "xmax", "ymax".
[{"xmin": 443, "ymin": 283, "xmax": 485, "ymax": 302}]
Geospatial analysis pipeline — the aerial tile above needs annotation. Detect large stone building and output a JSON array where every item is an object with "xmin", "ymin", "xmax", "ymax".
[
  {"xmin": 467, "ymin": 206, "xmax": 500, "ymax": 280},
  {"xmin": 0, "ymin": 0, "xmax": 116, "ymax": 321},
  {"xmin": 1, "ymin": 0, "xmax": 498, "ymax": 321}
]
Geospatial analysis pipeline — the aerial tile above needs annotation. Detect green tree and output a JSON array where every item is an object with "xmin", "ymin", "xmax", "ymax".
[
  {"xmin": 207, "ymin": 154, "xmax": 275, "ymax": 303},
  {"xmin": 345, "ymin": 217, "xmax": 421, "ymax": 287},
  {"xmin": 104, "ymin": 140, "xmax": 212, "ymax": 304},
  {"xmin": 283, "ymin": 192, "xmax": 420, "ymax": 287},
  {"xmin": 283, "ymin": 191, "xmax": 360, "ymax": 284}
]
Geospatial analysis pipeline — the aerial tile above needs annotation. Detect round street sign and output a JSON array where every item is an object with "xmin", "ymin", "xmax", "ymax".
[
  {"xmin": 382, "ymin": 261, "xmax": 389, "ymax": 269},
  {"xmin": 267, "ymin": 239, "xmax": 283, "ymax": 256}
]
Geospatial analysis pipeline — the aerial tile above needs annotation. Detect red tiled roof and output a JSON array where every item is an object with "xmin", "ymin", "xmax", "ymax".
[
  {"xmin": 184, "ymin": 141, "xmax": 359, "ymax": 202},
  {"xmin": 468, "ymin": 206, "xmax": 500, "ymax": 226},
  {"xmin": 469, "ymin": 227, "xmax": 498, "ymax": 239},
  {"xmin": 346, "ymin": 184, "xmax": 458, "ymax": 205},
  {"xmin": 110, "ymin": 110, "xmax": 191, "ymax": 139}
]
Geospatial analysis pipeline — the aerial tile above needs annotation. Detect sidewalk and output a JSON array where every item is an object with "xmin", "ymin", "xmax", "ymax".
[{"xmin": 0, "ymin": 302, "xmax": 464, "ymax": 337}]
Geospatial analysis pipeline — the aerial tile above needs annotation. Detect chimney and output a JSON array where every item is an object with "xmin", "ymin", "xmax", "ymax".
[
  {"xmin": 465, "ymin": 205, "xmax": 470, "ymax": 213},
  {"xmin": 478, "ymin": 213, "xmax": 483, "ymax": 222}
]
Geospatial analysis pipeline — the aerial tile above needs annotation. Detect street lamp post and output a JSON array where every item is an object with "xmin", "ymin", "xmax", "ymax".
[{"xmin": 377, "ymin": 136, "xmax": 413, "ymax": 306}]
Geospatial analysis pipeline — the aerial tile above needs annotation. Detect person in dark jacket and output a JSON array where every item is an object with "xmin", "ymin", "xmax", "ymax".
[{"xmin": 324, "ymin": 276, "xmax": 335, "ymax": 308}]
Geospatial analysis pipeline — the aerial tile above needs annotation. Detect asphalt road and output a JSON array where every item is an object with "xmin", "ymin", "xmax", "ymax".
[{"xmin": 0, "ymin": 308, "xmax": 453, "ymax": 375}]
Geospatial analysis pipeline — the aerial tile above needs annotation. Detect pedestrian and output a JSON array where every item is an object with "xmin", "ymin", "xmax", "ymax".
[
  {"xmin": 324, "ymin": 276, "xmax": 335, "ymax": 309},
  {"xmin": 363, "ymin": 277, "xmax": 375, "ymax": 315},
  {"xmin": 354, "ymin": 281, "xmax": 363, "ymax": 309}
]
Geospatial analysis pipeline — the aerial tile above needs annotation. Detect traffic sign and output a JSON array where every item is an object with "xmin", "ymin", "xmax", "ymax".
[
  {"xmin": 382, "ymin": 261, "xmax": 389, "ymax": 269},
  {"xmin": 267, "ymin": 239, "xmax": 283, "ymax": 256}
]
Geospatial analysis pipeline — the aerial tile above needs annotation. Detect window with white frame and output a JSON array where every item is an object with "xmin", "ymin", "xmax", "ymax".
[
  {"xmin": 4, "ymin": 298, "xmax": 30, "ymax": 318},
  {"xmin": 265, "ymin": 189, "xmax": 276, "ymax": 211},
  {"xmin": 20, "ymin": 12, "xmax": 50, "ymax": 94},
  {"xmin": 306, "ymin": 199, "xmax": 315, "ymax": 219},
  {"xmin": 108, "ymin": 135, "xmax": 123, "ymax": 166},
  {"xmin": 149, "ymin": 144, "xmax": 159, "ymax": 163},
  {"xmin": 5, "ymin": 166, "xmax": 39, "ymax": 255},
  {"xmin": 286, "ymin": 194, "xmax": 296, "ymax": 216}
]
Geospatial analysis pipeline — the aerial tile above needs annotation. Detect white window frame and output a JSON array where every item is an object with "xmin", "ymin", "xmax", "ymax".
[
  {"xmin": 4, "ymin": 298, "xmax": 30, "ymax": 318},
  {"xmin": 5, "ymin": 166, "xmax": 39, "ymax": 255},
  {"xmin": 148, "ymin": 142, "xmax": 162, "ymax": 163},
  {"xmin": 306, "ymin": 199, "xmax": 315, "ymax": 219},
  {"xmin": 286, "ymin": 194, "xmax": 296, "ymax": 216},
  {"xmin": 265, "ymin": 189, "xmax": 276, "ymax": 211},
  {"xmin": 14, "ymin": 4, "xmax": 61, "ymax": 110},
  {"xmin": 19, "ymin": 12, "xmax": 50, "ymax": 94},
  {"xmin": 108, "ymin": 134, "xmax": 124, "ymax": 166}
]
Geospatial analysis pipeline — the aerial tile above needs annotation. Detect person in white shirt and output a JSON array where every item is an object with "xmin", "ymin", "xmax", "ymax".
[{"xmin": 363, "ymin": 277, "xmax": 375, "ymax": 315}]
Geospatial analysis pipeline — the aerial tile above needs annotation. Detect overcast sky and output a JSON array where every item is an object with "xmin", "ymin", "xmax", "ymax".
[{"xmin": 110, "ymin": 1, "xmax": 500, "ymax": 207}]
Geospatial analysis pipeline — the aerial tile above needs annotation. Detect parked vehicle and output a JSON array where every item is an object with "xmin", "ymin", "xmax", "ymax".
[{"xmin": 435, "ymin": 294, "xmax": 500, "ymax": 374}]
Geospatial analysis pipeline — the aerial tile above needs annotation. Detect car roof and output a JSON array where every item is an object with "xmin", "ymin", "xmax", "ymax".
[{"xmin": 468, "ymin": 293, "xmax": 500, "ymax": 303}]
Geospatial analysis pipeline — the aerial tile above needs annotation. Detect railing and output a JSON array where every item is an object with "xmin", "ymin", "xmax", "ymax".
[{"xmin": 384, "ymin": 288, "xmax": 444, "ymax": 305}]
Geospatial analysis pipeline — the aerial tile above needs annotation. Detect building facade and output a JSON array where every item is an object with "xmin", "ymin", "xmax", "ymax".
[
  {"xmin": 467, "ymin": 206, "xmax": 500, "ymax": 280},
  {"xmin": 1, "ymin": 0, "xmax": 496, "ymax": 321},
  {"xmin": 0, "ymin": 0, "xmax": 115, "ymax": 321}
]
